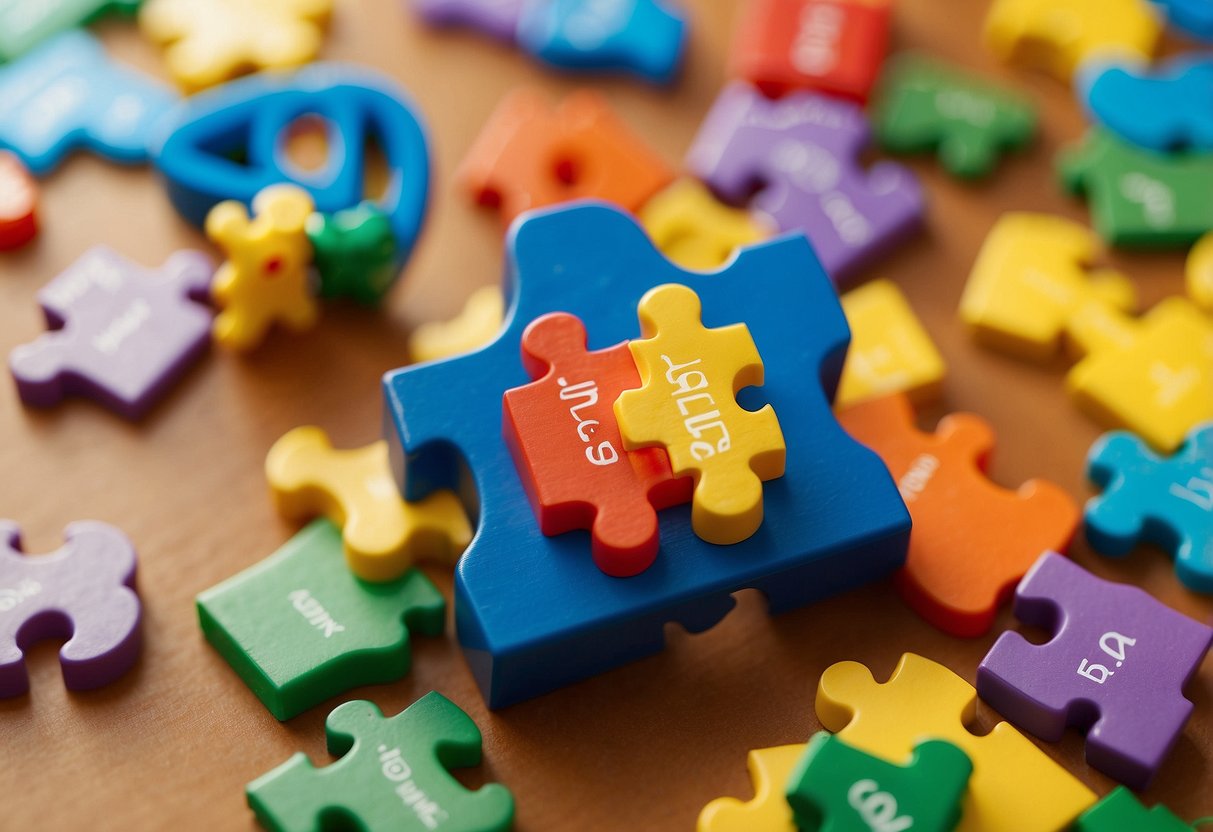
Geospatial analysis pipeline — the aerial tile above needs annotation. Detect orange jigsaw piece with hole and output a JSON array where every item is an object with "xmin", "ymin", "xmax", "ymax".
[
  {"xmin": 0, "ymin": 151, "xmax": 37, "ymax": 250},
  {"xmin": 838, "ymin": 393, "xmax": 1079, "ymax": 637}
]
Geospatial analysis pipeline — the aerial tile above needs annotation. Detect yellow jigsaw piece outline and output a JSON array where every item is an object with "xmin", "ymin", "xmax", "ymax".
[
  {"xmin": 140, "ymin": 0, "xmax": 332, "ymax": 92},
  {"xmin": 697, "ymin": 745, "xmax": 802, "ymax": 832},
  {"xmin": 408, "ymin": 285, "xmax": 505, "ymax": 364},
  {"xmin": 207, "ymin": 184, "xmax": 319, "ymax": 353},
  {"xmin": 817, "ymin": 653, "xmax": 1096, "ymax": 832},
  {"xmin": 639, "ymin": 179, "xmax": 771, "ymax": 272},
  {"xmin": 838, "ymin": 279, "xmax": 946, "ymax": 407},
  {"xmin": 265, "ymin": 426, "xmax": 472, "ymax": 582},
  {"xmin": 614, "ymin": 283, "xmax": 786, "ymax": 546}
]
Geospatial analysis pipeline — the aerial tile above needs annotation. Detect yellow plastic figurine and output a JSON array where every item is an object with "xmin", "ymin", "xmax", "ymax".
[{"xmin": 639, "ymin": 179, "xmax": 770, "ymax": 271}]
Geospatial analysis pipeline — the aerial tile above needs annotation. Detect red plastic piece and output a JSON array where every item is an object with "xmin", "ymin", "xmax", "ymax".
[
  {"xmin": 0, "ymin": 152, "xmax": 37, "ymax": 250},
  {"xmin": 503, "ymin": 312, "xmax": 692, "ymax": 577},
  {"xmin": 731, "ymin": 0, "xmax": 891, "ymax": 103}
]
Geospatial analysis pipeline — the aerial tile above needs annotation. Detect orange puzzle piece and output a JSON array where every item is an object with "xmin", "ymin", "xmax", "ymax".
[
  {"xmin": 503, "ymin": 312, "xmax": 692, "ymax": 577},
  {"xmin": 838, "ymin": 393, "xmax": 1079, "ymax": 637},
  {"xmin": 0, "ymin": 151, "xmax": 37, "ymax": 250},
  {"xmin": 457, "ymin": 88, "xmax": 675, "ymax": 228}
]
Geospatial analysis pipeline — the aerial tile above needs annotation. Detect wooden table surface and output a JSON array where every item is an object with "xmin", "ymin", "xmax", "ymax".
[{"xmin": 2, "ymin": 1, "xmax": 1210, "ymax": 828}]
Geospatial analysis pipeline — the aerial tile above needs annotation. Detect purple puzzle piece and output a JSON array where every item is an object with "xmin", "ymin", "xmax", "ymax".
[
  {"xmin": 8, "ymin": 246, "xmax": 214, "ymax": 420},
  {"xmin": 410, "ymin": 0, "xmax": 525, "ymax": 41},
  {"xmin": 0, "ymin": 520, "xmax": 142, "ymax": 698},
  {"xmin": 686, "ymin": 82, "xmax": 924, "ymax": 284},
  {"xmin": 977, "ymin": 552, "xmax": 1213, "ymax": 790}
]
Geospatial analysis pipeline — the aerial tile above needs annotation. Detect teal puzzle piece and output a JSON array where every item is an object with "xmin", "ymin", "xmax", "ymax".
[{"xmin": 1083, "ymin": 56, "xmax": 1213, "ymax": 153}]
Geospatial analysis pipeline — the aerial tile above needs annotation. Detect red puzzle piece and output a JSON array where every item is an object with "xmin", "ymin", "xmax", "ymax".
[
  {"xmin": 0, "ymin": 151, "xmax": 37, "ymax": 250},
  {"xmin": 503, "ymin": 312, "xmax": 692, "ymax": 577},
  {"xmin": 838, "ymin": 393, "xmax": 1079, "ymax": 637}
]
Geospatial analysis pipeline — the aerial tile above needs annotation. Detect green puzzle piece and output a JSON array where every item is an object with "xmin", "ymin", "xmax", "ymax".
[
  {"xmin": 1075, "ymin": 787, "xmax": 1192, "ymax": 831},
  {"xmin": 0, "ymin": 0, "xmax": 142, "ymax": 62},
  {"xmin": 247, "ymin": 693, "xmax": 515, "ymax": 832},
  {"xmin": 1059, "ymin": 128, "xmax": 1213, "ymax": 248},
  {"xmin": 786, "ymin": 732, "xmax": 972, "ymax": 832},
  {"xmin": 196, "ymin": 519, "xmax": 445, "ymax": 721},
  {"xmin": 307, "ymin": 202, "xmax": 402, "ymax": 306},
  {"xmin": 873, "ymin": 53, "xmax": 1036, "ymax": 179}
]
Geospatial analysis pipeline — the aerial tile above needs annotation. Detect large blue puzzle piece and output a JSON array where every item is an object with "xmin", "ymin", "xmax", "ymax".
[
  {"xmin": 152, "ymin": 63, "xmax": 430, "ymax": 260},
  {"xmin": 1154, "ymin": 0, "xmax": 1213, "ymax": 41},
  {"xmin": 1086, "ymin": 425, "xmax": 1213, "ymax": 593},
  {"xmin": 0, "ymin": 30, "xmax": 176, "ymax": 176},
  {"xmin": 382, "ymin": 202, "xmax": 910, "ymax": 708},
  {"xmin": 515, "ymin": 0, "xmax": 688, "ymax": 84},
  {"xmin": 1083, "ymin": 56, "xmax": 1213, "ymax": 153}
]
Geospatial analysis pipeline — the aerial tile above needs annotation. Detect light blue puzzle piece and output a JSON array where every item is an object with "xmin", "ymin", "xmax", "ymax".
[
  {"xmin": 516, "ymin": 0, "xmax": 687, "ymax": 84},
  {"xmin": 1083, "ymin": 55, "xmax": 1213, "ymax": 153},
  {"xmin": 1154, "ymin": 0, "xmax": 1213, "ymax": 42},
  {"xmin": 1086, "ymin": 425, "xmax": 1213, "ymax": 593},
  {"xmin": 382, "ymin": 202, "xmax": 910, "ymax": 708},
  {"xmin": 0, "ymin": 0, "xmax": 142, "ymax": 63},
  {"xmin": 0, "ymin": 30, "xmax": 176, "ymax": 176}
]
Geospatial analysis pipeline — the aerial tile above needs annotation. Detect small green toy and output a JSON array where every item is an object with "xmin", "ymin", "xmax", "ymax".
[
  {"xmin": 872, "ymin": 54, "xmax": 1036, "ymax": 179},
  {"xmin": 307, "ymin": 202, "xmax": 402, "ymax": 305},
  {"xmin": 1074, "ymin": 787, "xmax": 1193, "ymax": 832},
  {"xmin": 247, "ymin": 693, "xmax": 515, "ymax": 832},
  {"xmin": 196, "ymin": 519, "xmax": 444, "ymax": 720},
  {"xmin": 1059, "ymin": 128, "xmax": 1213, "ymax": 248},
  {"xmin": 786, "ymin": 732, "xmax": 972, "ymax": 832},
  {"xmin": 0, "ymin": 0, "xmax": 142, "ymax": 62}
]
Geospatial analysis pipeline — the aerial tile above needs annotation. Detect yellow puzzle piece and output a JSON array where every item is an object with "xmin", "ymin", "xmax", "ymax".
[
  {"xmin": 140, "ymin": 0, "xmax": 332, "ymax": 92},
  {"xmin": 838, "ymin": 279, "xmax": 946, "ymax": 407},
  {"xmin": 408, "ymin": 285, "xmax": 505, "ymax": 364},
  {"xmin": 614, "ymin": 283, "xmax": 786, "ymax": 545},
  {"xmin": 960, "ymin": 213, "xmax": 1136, "ymax": 363},
  {"xmin": 1187, "ymin": 232, "xmax": 1213, "ymax": 312},
  {"xmin": 639, "ymin": 179, "xmax": 771, "ymax": 272},
  {"xmin": 697, "ymin": 745, "xmax": 802, "ymax": 832},
  {"xmin": 266, "ymin": 426, "xmax": 473, "ymax": 582},
  {"xmin": 207, "ymin": 184, "xmax": 319, "ymax": 352},
  {"xmin": 818, "ymin": 653, "xmax": 1096, "ymax": 832},
  {"xmin": 984, "ymin": 0, "xmax": 1160, "ymax": 81}
]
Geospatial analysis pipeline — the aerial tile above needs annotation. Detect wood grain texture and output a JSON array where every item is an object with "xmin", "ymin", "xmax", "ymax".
[{"xmin": 1, "ymin": 1, "xmax": 1210, "ymax": 828}]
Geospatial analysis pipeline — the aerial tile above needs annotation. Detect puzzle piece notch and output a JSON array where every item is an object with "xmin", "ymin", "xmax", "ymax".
[
  {"xmin": 9, "ymin": 246, "xmax": 215, "ymax": 419},
  {"xmin": 1084, "ymin": 56, "xmax": 1213, "ymax": 154},
  {"xmin": 207, "ymin": 183, "xmax": 319, "ymax": 352},
  {"xmin": 638, "ymin": 178, "xmax": 771, "ymax": 271},
  {"xmin": 977, "ymin": 552, "xmax": 1213, "ymax": 789},
  {"xmin": 139, "ymin": 0, "xmax": 333, "ymax": 93},
  {"xmin": 197, "ymin": 519, "xmax": 445, "ymax": 720},
  {"xmin": 503, "ymin": 312, "xmax": 692, "ymax": 576},
  {"xmin": 266, "ymin": 427, "xmax": 473, "ymax": 582},
  {"xmin": 1186, "ymin": 231, "xmax": 1213, "ymax": 311},
  {"xmin": 0, "ymin": 520, "xmax": 141, "ymax": 698},
  {"xmin": 697, "ymin": 745, "xmax": 803, "ymax": 832},
  {"xmin": 873, "ymin": 53, "xmax": 1037, "ymax": 179},
  {"xmin": 0, "ymin": 151, "xmax": 38, "ymax": 250},
  {"xmin": 411, "ymin": 0, "xmax": 525, "ymax": 41},
  {"xmin": 458, "ymin": 87, "xmax": 674, "ymax": 228},
  {"xmin": 817, "ymin": 653, "xmax": 1096, "ymax": 832},
  {"xmin": 1074, "ymin": 786, "xmax": 1193, "ymax": 832},
  {"xmin": 686, "ymin": 82, "xmax": 924, "ymax": 284},
  {"xmin": 247, "ymin": 693, "xmax": 515, "ymax": 831},
  {"xmin": 1086, "ymin": 426, "xmax": 1213, "ymax": 593},
  {"xmin": 615, "ymin": 283, "xmax": 786, "ymax": 545},
  {"xmin": 960, "ymin": 212, "xmax": 1136, "ymax": 363},
  {"xmin": 0, "ymin": 0, "xmax": 143, "ymax": 62}
]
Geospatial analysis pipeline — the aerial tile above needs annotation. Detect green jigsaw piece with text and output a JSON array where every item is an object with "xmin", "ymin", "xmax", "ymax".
[
  {"xmin": 0, "ymin": 0, "xmax": 142, "ymax": 62},
  {"xmin": 1074, "ymin": 787, "xmax": 1192, "ymax": 832},
  {"xmin": 307, "ymin": 202, "xmax": 402, "ymax": 305},
  {"xmin": 247, "ymin": 693, "xmax": 515, "ymax": 832}
]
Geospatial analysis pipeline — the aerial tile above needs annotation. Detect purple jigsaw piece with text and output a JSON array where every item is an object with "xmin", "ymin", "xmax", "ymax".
[
  {"xmin": 686, "ymin": 82, "xmax": 924, "ymax": 284},
  {"xmin": 9, "ymin": 247, "xmax": 214, "ymax": 420},
  {"xmin": 0, "ymin": 521, "xmax": 142, "ymax": 698},
  {"xmin": 410, "ymin": 0, "xmax": 524, "ymax": 40},
  {"xmin": 977, "ymin": 552, "xmax": 1213, "ymax": 790}
]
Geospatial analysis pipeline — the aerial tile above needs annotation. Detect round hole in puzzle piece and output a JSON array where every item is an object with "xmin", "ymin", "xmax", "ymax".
[{"xmin": 279, "ymin": 113, "xmax": 339, "ymax": 179}]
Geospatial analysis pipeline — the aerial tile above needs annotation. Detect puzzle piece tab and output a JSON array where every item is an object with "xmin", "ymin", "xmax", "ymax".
[
  {"xmin": 9, "ymin": 246, "xmax": 214, "ymax": 419},
  {"xmin": 686, "ymin": 83, "xmax": 924, "ymax": 284},
  {"xmin": 839, "ymin": 393, "xmax": 1079, "ymax": 636},
  {"xmin": 409, "ymin": 286, "xmax": 505, "ymax": 364},
  {"xmin": 1074, "ymin": 786, "xmax": 1193, "ymax": 832},
  {"xmin": 960, "ymin": 212, "xmax": 1136, "ymax": 362},
  {"xmin": 1085, "ymin": 56, "xmax": 1213, "ymax": 154},
  {"xmin": 0, "ymin": 0, "xmax": 142, "ymax": 62},
  {"xmin": 978, "ymin": 552, "xmax": 1213, "ymax": 788},
  {"xmin": 457, "ymin": 88, "xmax": 673, "ymax": 228},
  {"xmin": 383, "ymin": 203, "xmax": 909, "ymax": 707},
  {"xmin": 786, "ymin": 733, "xmax": 972, "ymax": 832},
  {"xmin": 1155, "ymin": 0, "xmax": 1213, "ymax": 41},
  {"xmin": 639, "ymin": 179, "xmax": 771, "ymax": 271},
  {"xmin": 698, "ymin": 745, "xmax": 803, "ymax": 832},
  {"xmin": 1086, "ymin": 426, "xmax": 1213, "ymax": 593},
  {"xmin": 411, "ymin": 0, "xmax": 525, "ymax": 41},
  {"xmin": 838, "ymin": 279, "xmax": 945, "ymax": 407},
  {"xmin": 0, "ymin": 152, "xmax": 38, "ymax": 250},
  {"xmin": 140, "ymin": 0, "xmax": 332, "ymax": 92},
  {"xmin": 730, "ymin": 0, "xmax": 891, "ymax": 103},
  {"xmin": 207, "ymin": 184, "xmax": 318, "ymax": 352},
  {"xmin": 267, "ymin": 427, "xmax": 472, "ymax": 582},
  {"xmin": 818, "ymin": 653, "xmax": 1097, "ymax": 832},
  {"xmin": 197, "ymin": 519, "xmax": 445, "ymax": 720},
  {"xmin": 984, "ymin": 0, "xmax": 1160, "ymax": 81},
  {"xmin": 873, "ymin": 53, "xmax": 1037, "ymax": 179},
  {"xmin": 0, "ymin": 520, "xmax": 140, "ymax": 698},
  {"xmin": 0, "ymin": 30, "xmax": 176, "ymax": 176},
  {"xmin": 248, "ymin": 693, "xmax": 514, "ymax": 831},
  {"xmin": 615, "ymin": 283, "xmax": 786, "ymax": 545}
]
